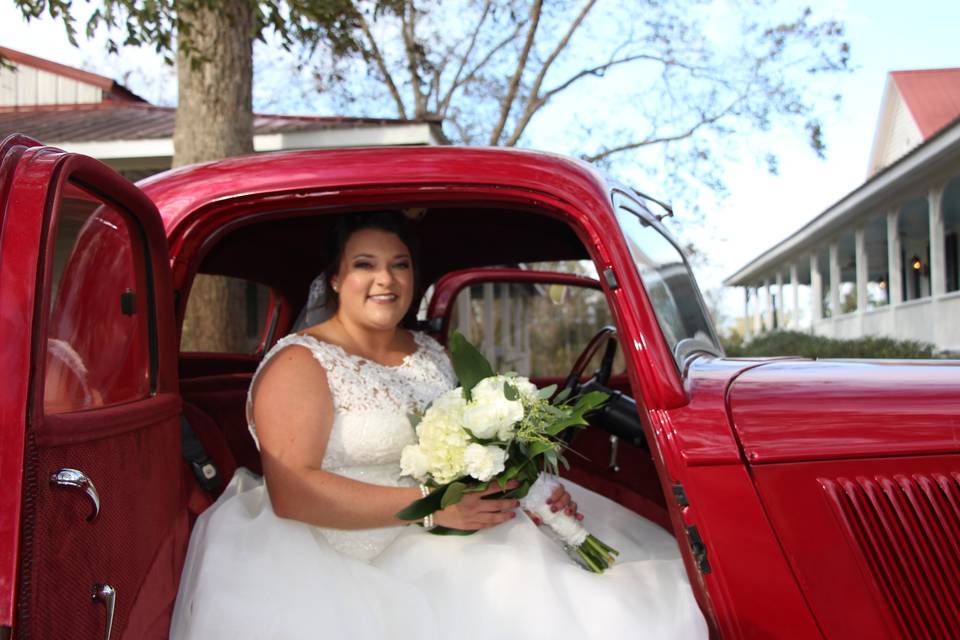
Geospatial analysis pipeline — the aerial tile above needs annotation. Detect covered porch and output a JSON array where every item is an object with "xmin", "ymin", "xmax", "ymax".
[{"xmin": 725, "ymin": 119, "xmax": 960, "ymax": 353}]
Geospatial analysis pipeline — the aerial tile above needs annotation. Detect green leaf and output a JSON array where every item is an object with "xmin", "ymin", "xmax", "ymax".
[
  {"xmin": 449, "ymin": 332, "xmax": 494, "ymax": 401},
  {"xmin": 463, "ymin": 481, "xmax": 490, "ymax": 493},
  {"xmin": 573, "ymin": 391, "xmax": 609, "ymax": 412},
  {"xmin": 503, "ymin": 382, "xmax": 519, "ymax": 401},
  {"xmin": 408, "ymin": 413, "xmax": 422, "ymax": 429},
  {"xmin": 441, "ymin": 481, "xmax": 467, "ymax": 509},
  {"xmin": 429, "ymin": 525, "xmax": 478, "ymax": 536},
  {"xmin": 527, "ymin": 441, "xmax": 556, "ymax": 458},
  {"xmin": 537, "ymin": 384, "xmax": 558, "ymax": 400},
  {"xmin": 396, "ymin": 485, "xmax": 447, "ymax": 521},
  {"xmin": 553, "ymin": 387, "xmax": 572, "ymax": 404}
]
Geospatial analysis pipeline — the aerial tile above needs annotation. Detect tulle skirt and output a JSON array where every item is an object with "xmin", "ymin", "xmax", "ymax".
[{"xmin": 170, "ymin": 469, "xmax": 708, "ymax": 639}]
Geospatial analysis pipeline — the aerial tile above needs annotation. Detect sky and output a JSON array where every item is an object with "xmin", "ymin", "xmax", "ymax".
[{"xmin": 2, "ymin": 0, "xmax": 959, "ymax": 328}]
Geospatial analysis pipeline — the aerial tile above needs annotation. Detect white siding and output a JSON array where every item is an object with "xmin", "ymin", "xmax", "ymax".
[
  {"xmin": 867, "ymin": 85, "xmax": 923, "ymax": 176},
  {"xmin": 0, "ymin": 64, "xmax": 102, "ymax": 106}
]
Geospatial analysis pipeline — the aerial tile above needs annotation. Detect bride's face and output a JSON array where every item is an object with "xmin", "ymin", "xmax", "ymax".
[{"xmin": 331, "ymin": 228, "xmax": 414, "ymax": 331}]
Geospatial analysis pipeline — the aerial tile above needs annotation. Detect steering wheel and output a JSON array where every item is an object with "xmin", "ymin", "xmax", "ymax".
[{"xmin": 558, "ymin": 325, "xmax": 619, "ymax": 399}]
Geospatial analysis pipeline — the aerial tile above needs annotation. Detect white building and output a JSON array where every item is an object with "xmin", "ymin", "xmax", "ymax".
[
  {"xmin": 0, "ymin": 46, "xmax": 445, "ymax": 180},
  {"xmin": 725, "ymin": 68, "xmax": 960, "ymax": 352}
]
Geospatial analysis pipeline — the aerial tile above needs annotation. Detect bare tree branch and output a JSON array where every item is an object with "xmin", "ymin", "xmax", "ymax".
[
  {"xmin": 355, "ymin": 8, "xmax": 407, "ymax": 118},
  {"xmin": 583, "ymin": 100, "xmax": 740, "ymax": 162},
  {"xmin": 506, "ymin": 51, "xmax": 664, "ymax": 146},
  {"xmin": 502, "ymin": 0, "xmax": 596, "ymax": 145},
  {"xmin": 439, "ymin": 0, "xmax": 492, "ymax": 109},
  {"xmin": 439, "ymin": 17, "xmax": 527, "ymax": 117},
  {"xmin": 488, "ymin": 0, "xmax": 542, "ymax": 145}
]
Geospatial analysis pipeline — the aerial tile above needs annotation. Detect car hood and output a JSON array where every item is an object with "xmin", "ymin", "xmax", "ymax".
[{"xmin": 726, "ymin": 358, "xmax": 960, "ymax": 464}]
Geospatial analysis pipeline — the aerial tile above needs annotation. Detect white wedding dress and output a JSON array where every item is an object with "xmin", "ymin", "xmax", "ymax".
[{"xmin": 170, "ymin": 332, "xmax": 707, "ymax": 639}]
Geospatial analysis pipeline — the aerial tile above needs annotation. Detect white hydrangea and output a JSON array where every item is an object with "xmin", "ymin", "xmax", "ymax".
[
  {"xmin": 462, "ymin": 375, "xmax": 526, "ymax": 440},
  {"xmin": 401, "ymin": 388, "xmax": 472, "ymax": 485},
  {"xmin": 462, "ymin": 443, "xmax": 507, "ymax": 482}
]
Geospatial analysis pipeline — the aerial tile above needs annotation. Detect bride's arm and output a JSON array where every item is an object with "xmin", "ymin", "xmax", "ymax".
[
  {"xmin": 253, "ymin": 344, "xmax": 422, "ymax": 528},
  {"xmin": 252, "ymin": 345, "xmax": 517, "ymax": 530}
]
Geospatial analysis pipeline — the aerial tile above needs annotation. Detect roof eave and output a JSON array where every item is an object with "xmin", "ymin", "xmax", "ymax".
[{"xmin": 724, "ymin": 116, "xmax": 960, "ymax": 287}]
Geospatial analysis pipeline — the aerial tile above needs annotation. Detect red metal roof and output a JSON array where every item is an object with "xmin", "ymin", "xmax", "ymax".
[
  {"xmin": 0, "ymin": 102, "xmax": 434, "ymax": 142},
  {"xmin": 891, "ymin": 68, "xmax": 960, "ymax": 139},
  {"xmin": 0, "ymin": 45, "xmax": 146, "ymax": 103}
]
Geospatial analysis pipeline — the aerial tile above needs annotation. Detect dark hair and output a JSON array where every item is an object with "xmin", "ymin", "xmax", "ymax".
[{"xmin": 322, "ymin": 211, "xmax": 420, "ymax": 323}]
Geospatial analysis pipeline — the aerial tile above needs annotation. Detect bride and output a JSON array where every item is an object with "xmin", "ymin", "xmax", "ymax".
[{"xmin": 170, "ymin": 212, "xmax": 708, "ymax": 639}]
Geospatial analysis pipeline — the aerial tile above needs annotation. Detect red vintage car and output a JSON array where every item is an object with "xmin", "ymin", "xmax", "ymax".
[{"xmin": 1, "ymin": 134, "xmax": 959, "ymax": 639}]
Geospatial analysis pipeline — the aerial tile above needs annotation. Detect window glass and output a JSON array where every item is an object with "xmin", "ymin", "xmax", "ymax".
[
  {"xmin": 44, "ymin": 181, "xmax": 152, "ymax": 414},
  {"xmin": 614, "ymin": 206, "xmax": 719, "ymax": 367},
  {"xmin": 447, "ymin": 281, "xmax": 624, "ymax": 378},
  {"xmin": 181, "ymin": 274, "xmax": 274, "ymax": 354}
]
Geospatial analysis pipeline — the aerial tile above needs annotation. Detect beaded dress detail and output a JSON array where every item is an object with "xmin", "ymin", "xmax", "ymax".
[{"xmin": 246, "ymin": 332, "xmax": 456, "ymax": 560}]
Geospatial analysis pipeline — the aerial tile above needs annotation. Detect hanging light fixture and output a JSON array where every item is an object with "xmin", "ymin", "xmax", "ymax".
[{"xmin": 911, "ymin": 255, "xmax": 923, "ymax": 271}]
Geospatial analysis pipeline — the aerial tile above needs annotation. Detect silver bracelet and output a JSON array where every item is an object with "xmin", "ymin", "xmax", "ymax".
[{"xmin": 419, "ymin": 484, "xmax": 435, "ymax": 530}]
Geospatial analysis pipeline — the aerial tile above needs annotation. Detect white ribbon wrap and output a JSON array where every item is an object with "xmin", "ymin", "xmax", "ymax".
[{"xmin": 520, "ymin": 475, "xmax": 588, "ymax": 546}]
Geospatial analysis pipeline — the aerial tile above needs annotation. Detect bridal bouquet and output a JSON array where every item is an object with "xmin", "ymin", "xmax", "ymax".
[{"xmin": 397, "ymin": 332, "xmax": 619, "ymax": 573}]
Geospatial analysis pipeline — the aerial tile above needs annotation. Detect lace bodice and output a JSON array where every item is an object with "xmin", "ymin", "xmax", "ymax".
[{"xmin": 245, "ymin": 331, "xmax": 456, "ymax": 560}]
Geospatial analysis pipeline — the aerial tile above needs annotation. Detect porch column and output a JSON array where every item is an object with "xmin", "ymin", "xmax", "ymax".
[
  {"xmin": 482, "ymin": 283, "xmax": 495, "ymax": 364},
  {"xmin": 752, "ymin": 285, "xmax": 762, "ymax": 334},
  {"xmin": 790, "ymin": 264, "xmax": 800, "ymax": 329},
  {"xmin": 776, "ymin": 272, "xmax": 785, "ymax": 330},
  {"xmin": 743, "ymin": 288, "xmax": 753, "ymax": 340},
  {"xmin": 457, "ymin": 287, "xmax": 472, "ymax": 337},
  {"xmin": 810, "ymin": 253, "xmax": 823, "ymax": 324},
  {"xmin": 764, "ymin": 279, "xmax": 774, "ymax": 331},
  {"xmin": 886, "ymin": 209, "xmax": 903, "ymax": 305},
  {"xmin": 929, "ymin": 186, "xmax": 946, "ymax": 297},
  {"xmin": 829, "ymin": 242, "xmax": 840, "ymax": 316},
  {"xmin": 855, "ymin": 226, "xmax": 868, "ymax": 311},
  {"xmin": 501, "ymin": 283, "xmax": 513, "ymax": 353}
]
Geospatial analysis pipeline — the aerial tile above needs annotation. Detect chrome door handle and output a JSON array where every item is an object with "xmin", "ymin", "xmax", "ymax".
[
  {"xmin": 608, "ymin": 435, "xmax": 620, "ymax": 473},
  {"xmin": 91, "ymin": 583, "xmax": 116, "ymax": 640},
  {"xmin": 50, "ymin": 469, "xmax": 100, "ymax": 522}
]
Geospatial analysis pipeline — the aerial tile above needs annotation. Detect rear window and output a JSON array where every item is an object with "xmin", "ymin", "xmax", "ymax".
[{"xmin": 181, "ymin": 274, "xmax": 276, "ymax": 354}]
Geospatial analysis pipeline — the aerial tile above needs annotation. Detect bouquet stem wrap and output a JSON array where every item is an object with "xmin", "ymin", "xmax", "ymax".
[{"xmin": 520, "ymin": 475, "xmax": 619, "ymax": 573}]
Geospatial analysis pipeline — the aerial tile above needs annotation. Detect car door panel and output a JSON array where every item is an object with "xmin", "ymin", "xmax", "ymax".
[{"xmin": 2, "ymin": 144, "xmax": 186, "ymax": 639}]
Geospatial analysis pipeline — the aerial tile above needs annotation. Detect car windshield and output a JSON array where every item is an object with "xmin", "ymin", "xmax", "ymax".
[{"xmin": 614, "ymin": 201, "xmax": 720, "ymax": 369}]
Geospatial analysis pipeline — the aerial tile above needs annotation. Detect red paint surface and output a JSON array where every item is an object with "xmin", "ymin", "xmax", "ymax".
[
  {"xmin": 0, "ymin": 139, "xmax": 60, "ymax": 627},
  {"xmin": 728, "ymin": 359, "xmax": 960, "ymax": 463}
]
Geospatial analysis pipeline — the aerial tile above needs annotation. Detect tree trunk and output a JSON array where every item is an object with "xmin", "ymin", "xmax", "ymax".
[
  {"xmin": 174, "ymin": 0, "xmax": 255, "ymax": 353},
  {"xmin": 173, "ymin": 0, "xmax": 255, "ymax": 166}
]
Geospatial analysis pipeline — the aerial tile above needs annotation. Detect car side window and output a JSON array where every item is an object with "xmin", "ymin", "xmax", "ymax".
[
  {"xmin": 44, "ymin": 181, "xmax": 152, "ymax": 414},
  {"xmin": 446, "ymin": 279, "xmax": 625, "ymax": 379},
  {"xmin": 180, "ymin": 274, "xmax": 276, "ymax": 354}
]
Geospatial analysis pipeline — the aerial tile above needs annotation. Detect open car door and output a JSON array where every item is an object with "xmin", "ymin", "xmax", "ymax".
[
  {"xmin": 0, "ymin": 137, "xmax": 185, "ymax": 639},
  {"xmin": 425, "ymin": 267, "xmax": 671, "ymax": 532}
]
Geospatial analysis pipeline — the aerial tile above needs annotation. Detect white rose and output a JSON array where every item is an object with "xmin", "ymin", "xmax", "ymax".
[
  {"xmin": 400, "ymin": 445, "xmax": 430, "ymax": 481},
  {"xmin": 462, "ymin": 443, "xmax": 507, "ymax": 482},
  {"xmin": 462, "ymin": 376, "xmax": 525, "ymax": 440},
  {"xmin": 511, "ymin": 376, "xmax": 540, "ymax": 402}
]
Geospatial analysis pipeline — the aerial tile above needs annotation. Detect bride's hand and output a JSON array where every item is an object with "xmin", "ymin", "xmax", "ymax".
[
  {"xmin": 528, "ymin": 485, "xmax": 583, "ymax": 525},
  {"xmin": 433, "ymin": 481, "xmax": 521, "ymax": 530}
]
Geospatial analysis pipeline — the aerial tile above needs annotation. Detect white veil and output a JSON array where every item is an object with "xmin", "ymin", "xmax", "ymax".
[{"xmin": 292, "ymin": 273, "xmax": 334, "ymax": 331}]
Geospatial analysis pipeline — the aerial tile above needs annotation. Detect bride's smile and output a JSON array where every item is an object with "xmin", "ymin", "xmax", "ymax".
[{"xmin": 331, "ymin": 227, "xmax": 414, "ymax": 332}]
